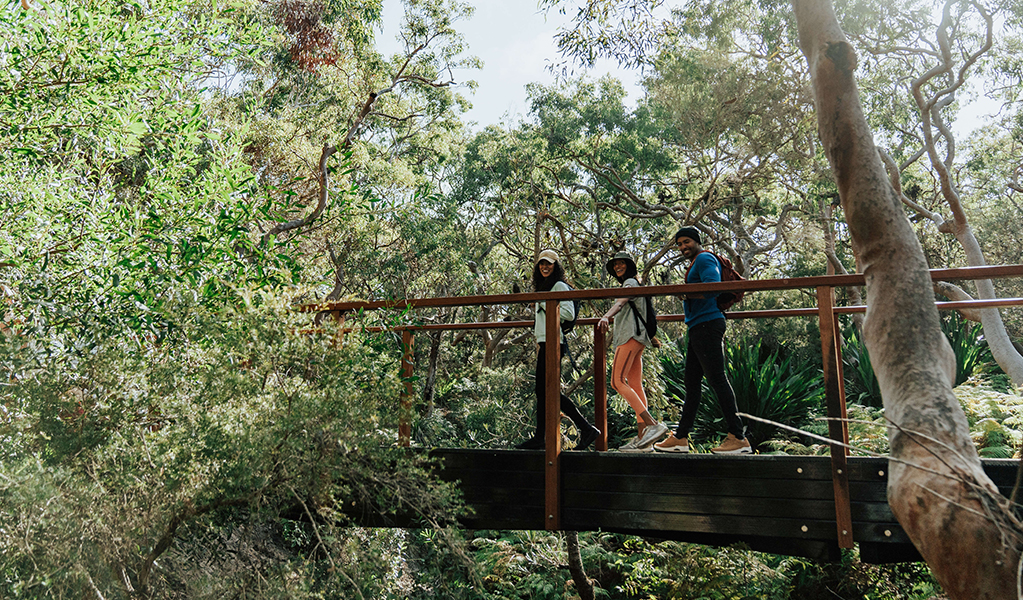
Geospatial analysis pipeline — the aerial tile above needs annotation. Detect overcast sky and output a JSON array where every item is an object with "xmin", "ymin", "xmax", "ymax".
[
  {"xmin": 378, "ymin": 0, "xmax": 998, "ymax": 136},
  {"xmin": 379, "ymin": 0, "xmax": 642, "ymax": 131}
]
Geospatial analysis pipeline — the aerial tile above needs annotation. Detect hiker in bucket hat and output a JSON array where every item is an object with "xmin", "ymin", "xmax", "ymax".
[{"xmin": 597, "ymin": 251, "xmax": 668, "ymax": 452}]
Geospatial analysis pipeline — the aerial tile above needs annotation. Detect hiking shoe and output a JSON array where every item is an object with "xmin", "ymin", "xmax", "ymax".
[
  {"xmin": 618, "ymin": 436, "xmax": 653, "ymax": 452},
  {"xmin": 633, "ymin": 422, "xmax": 669, "ymax": 449},
  {"xmin": 576, "ymin": 425, "xmax": 600, "ymax": 451},
  {"xmin": 711, "ymin": 433, "xmax": 752, "ymax": 454},
  {"xmin": 653, "ymin": 435, "xmax": 689, "ymax": 453}
]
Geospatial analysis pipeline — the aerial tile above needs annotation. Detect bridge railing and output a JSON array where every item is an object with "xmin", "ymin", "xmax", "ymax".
[{"xmin": 302, "ymin": 264, "xmax": 1023, "ymax": 543}]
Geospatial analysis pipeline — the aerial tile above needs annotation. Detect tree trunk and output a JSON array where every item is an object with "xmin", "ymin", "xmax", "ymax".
[
  {"xmin": 423, "ymin": 330, "xmax": 442, "ymax": 421},
  {"xmin": 565, "ymin": 531, "xmax": 594, "ymax": 600},
  {"xmin": 792, "ymin": 1, "xmax": 1023, "ymax": 597},
  {"xmin": 953, "ymin": 228, "xmax": 1023, "ymax": 386}
]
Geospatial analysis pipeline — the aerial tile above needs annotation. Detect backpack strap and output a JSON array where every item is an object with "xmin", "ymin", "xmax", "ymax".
[{"xmin": 627, "ymin": 298, "xmax": 655, "ymax": 337}]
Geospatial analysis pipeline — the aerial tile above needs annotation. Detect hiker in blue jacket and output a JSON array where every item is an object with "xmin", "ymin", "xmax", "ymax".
[
  {"xmin": 515, "ymin": 249, "xmax": 601, "ymax": 450},
  {"xmin": 655, "ymin": 227, "xmax": 751, "ymax": 454}
]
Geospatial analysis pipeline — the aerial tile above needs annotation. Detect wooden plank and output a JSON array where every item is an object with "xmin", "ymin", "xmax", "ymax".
[
  {"xmin": 459, "ymin": 487, "xmax": 545, "ymax": 506},
  {"xmin": 852, "ymin": 522, "xmax": 914, "ymax": 544},
  {"xmin": 562, "ymin": 490, "xmax": 896, "ymax": 523},
  {"xmin": 457, "ymin": 505, "xmax": 545, "ymax": 530},
  {"xmin": 435, "ymin": 449, "xmax": 898, "ymax": 481},
  {"xmin": 859, "ymin": 542, "xmax": 922, "ymax": 564},
  {"xmin": 437, "ymin": 469, "xmax": 543, "ymax": 490},
  {"xmin": 566, "ymin": 508, "xmax": 842, "ymax": 541},
  {"xmin": 561, "ymin": 452, "xmax": 847, "ymax": 480},
  {"xmin": 429, "ymin": 449, "xmax": 546, "ymax": 471},
  {"xmin": 301, "ymin": 265, "xmax": 1023, "ymax": 313},
  {"xmin": 562, "ymin": 472, "xmax": 885, "ymax": 502},
  {"xmin": 818, "ymin": 285, "xmax": 854, "ymax": 549}
]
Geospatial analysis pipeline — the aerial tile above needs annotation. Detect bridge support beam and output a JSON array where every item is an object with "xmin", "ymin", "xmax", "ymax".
[{"xmin": 818, "ymin": 286, "xmax": 854, "ymax": 549}]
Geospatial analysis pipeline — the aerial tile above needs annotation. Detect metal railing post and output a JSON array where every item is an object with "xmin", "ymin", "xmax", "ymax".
[{"xmin": 817, "ymin": 286, "xmax": 853, "ymax": 548}]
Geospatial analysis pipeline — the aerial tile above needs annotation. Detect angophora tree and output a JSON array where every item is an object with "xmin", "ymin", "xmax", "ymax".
[{"xmin": 793, "ymin": 0, "xmax": 1022, "ymax": 597}]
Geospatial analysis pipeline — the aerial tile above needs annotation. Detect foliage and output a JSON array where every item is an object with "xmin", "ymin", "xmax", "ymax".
[
  {"xmin": 408, "ymin": 530, "xmax": 944, "ymax": 599},
  {"xmin": 1, "ymin": 0, "xmax": 307, "ymax": 349},
  {"xmin": 773, "ymin": 403, "xmax": 893, "ymax": 456},
  {"xmin": 0, "ymin": 298, "xmax": 465, "ymax": 598},
  {"xmin": 420, "ymin": 362, "xmax": 536, "ymax": 448},
  {"xmin": 774, "ymin": 379, "xmax": 1023, "ymax": 459},
  {"xmin": 842, "ymin": 321, "xmax": 884, "ymax": 408},
  {"xmin": 942, "ymin": 311, "xmax": 999, "ymax": 387},
  {"xmin": 956, "ymin": 380, "xmax": 1023, "ymax": 458},
  {"xmin": 660, "ymin": 336, "xmax": 823, "ymax": 449},
  {"xmin": 843, "ymin": 311, "xmax": 1006, "ymax": 409}
]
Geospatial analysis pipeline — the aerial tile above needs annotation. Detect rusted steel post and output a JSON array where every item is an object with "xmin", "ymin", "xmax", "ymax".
[
  {"xmin": 545, "ymin": 299, "xmax": 562, "ymax": 530},
  {"xmin": 818, "ymin": 286, "xmax": 853, "ymax": 548},
  {"xmin": 399, "ymin": 329, "xmax": 414, "ymax": 447},
  {"xmin": 593, "ymin": 323, "xmax": 608, "ymax": 451}
]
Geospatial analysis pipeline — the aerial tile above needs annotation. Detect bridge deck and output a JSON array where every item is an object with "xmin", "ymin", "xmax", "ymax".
[{"xmin": 428, "ymin": 449, "xmax": 1020, "ymax": 563}]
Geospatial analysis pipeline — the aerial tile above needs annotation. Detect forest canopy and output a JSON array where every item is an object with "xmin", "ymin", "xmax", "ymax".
[{"xmin": 2, "ymin": 0, "xmax": 1022, "ymax": 597}]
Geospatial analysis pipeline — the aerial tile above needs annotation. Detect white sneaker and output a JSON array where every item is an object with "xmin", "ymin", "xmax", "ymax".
[
  {"xmin": 633, "ymin": 422, "xmax": 669, "ymax": 449},
  {"xmin": 618, "ymin": 436, "xmax": 654, "ymax": 452}
]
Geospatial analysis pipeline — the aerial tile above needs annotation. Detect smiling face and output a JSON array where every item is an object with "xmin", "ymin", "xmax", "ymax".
[
  {"xmin": 537, "ymin": 259, "xmax": 555, "ymax": 278},
  {"xmin": 676, "ymin": 236, "xmax": 701, "ymax": 261},
  {"xmin": 613, "ymin": 259, "xmax": 628, "ymax": 278}
]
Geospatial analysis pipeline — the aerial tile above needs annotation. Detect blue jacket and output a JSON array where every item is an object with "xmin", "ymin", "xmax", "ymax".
[{"xmin": 684, "ymin": 252, "xmax": 725, "ymax": 326}]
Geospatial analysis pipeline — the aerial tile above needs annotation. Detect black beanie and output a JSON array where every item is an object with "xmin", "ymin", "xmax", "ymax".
[{"xmin": 674, "ymin": 226, "xmax": 701, "ymax": 245}]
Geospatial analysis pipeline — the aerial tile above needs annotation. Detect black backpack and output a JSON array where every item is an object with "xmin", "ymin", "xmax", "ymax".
[
  {"xmin": 627, "ymin": 293, "xmax": 658, "ymax": 339},
  {"xmin": 560, "ymin": 284, "xmax": 582, "ymax": 334}
]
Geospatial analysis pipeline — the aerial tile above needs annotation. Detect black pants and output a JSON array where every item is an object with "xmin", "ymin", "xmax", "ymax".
[
  {"xmin": 676, "ymin": 319, "xmax": 744, "ymax": 439},
  {"xmin": 532, "ymin": 342, "xmax": 592, "ymax": 437}
]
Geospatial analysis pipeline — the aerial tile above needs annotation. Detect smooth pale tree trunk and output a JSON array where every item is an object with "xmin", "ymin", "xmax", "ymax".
[
  {"xmin": 951, "ymin": 227, "xmax": 1023, "ymax": 386},
  {"xmin": 792, "ymin": 1, "xmax": 1022, "ymax": 597}
]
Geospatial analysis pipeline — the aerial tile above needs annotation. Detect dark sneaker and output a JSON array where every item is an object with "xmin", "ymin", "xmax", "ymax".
[
  {"xmin": 576, "ymin": 426, "xmax": 600, "ymax": 451},
  {"xmin": 515, "ymin": 436, "xmax": 544, "ymax": 450},
  {"xmin": 710, "ymin": 433, "xmax": 752, "ymax": 454},
  {"xmin": 653, "ymin": 435, "xmax": 689, "ymax": 453}
]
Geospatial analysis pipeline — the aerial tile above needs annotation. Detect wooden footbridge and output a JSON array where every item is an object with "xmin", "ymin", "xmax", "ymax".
[{"xmin": 306, "ymin": 265, "xmax": 1023, "ymax": 562}]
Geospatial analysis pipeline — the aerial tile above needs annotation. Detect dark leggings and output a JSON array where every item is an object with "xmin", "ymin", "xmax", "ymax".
[
  {"xmin": 533, "ymin": 342, "xmax": 592, "ymax": 436},
  {"xmin": 676, "ymin": 319, "xmax": 744, "ymax": 439}
]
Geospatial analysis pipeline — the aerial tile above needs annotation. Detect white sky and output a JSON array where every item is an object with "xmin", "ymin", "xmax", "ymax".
[
  {"xmin": 378, "ymin": 0, "xmax": 999, "ymax": 136},
  {"xmin": 379, "ymin": 0, "xmax": 642, "ymax": 131}
]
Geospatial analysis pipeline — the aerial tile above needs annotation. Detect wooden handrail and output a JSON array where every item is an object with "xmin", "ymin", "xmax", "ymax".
[{"xmin": 300, "ymin": 264, "xmax": 1023, "ymax": 314}]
